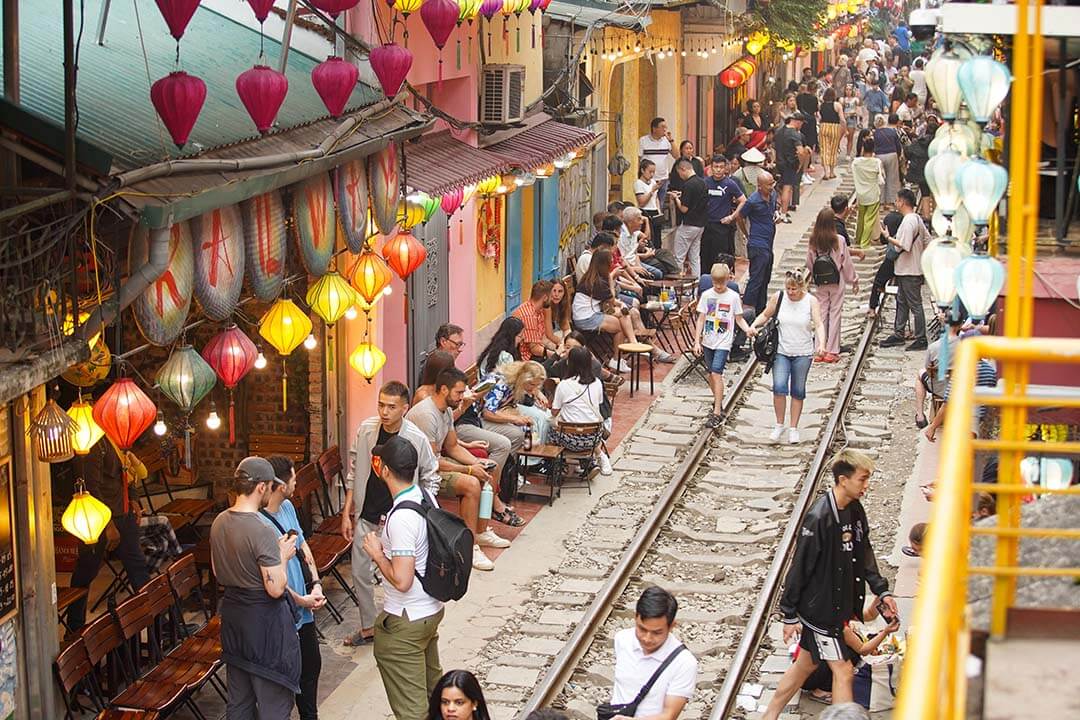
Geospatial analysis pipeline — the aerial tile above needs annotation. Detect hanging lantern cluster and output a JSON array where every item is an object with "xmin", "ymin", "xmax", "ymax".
[
  {"xmin": 149, "ymin": 1, "xmax": 207, "ymax": 149},
  {"xmin": 719, "ymin": 57, "xmax": 756, "ymax": 89}
]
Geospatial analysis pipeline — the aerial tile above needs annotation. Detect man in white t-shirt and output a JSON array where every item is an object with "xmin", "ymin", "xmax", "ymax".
[
  {"xmin": 638, "ymin": 117, "xmax": 676, "ymax": 208},
  {"xmin": 693, "ymin": 263, "xmax": 752, "ymax": 428},
  {"xmin": 855, "ymin": 39, "xmax": 879, "ymax": 74},
  {"xmin": 362, "ymin": 436, "xmax": 443, "ymax": 720},
  {"xmin": 610, "ymin": 586, "xmax": 698, "ymax": 720}
]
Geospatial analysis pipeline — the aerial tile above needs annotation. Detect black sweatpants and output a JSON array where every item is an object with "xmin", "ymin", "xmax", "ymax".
[
  {"xmin": 297, "ymin": 620, "xmax": 322, "ymax": 719},
  {"xmin": 68, "ymin": 511, "xmax": 150, "ymax": 629}
]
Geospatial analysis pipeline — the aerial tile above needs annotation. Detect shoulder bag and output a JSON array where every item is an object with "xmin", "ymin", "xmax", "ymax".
[
  {"xmin": 752, "ymin": 290, "xmax": 785, "ymax": 372},
  {"xmin": 259, "ymin": 508, "xmax": 315, "ymax": 592},
  {"xmin": 597, "ymin": 644, "xmax": 687, "ymax": 720}
]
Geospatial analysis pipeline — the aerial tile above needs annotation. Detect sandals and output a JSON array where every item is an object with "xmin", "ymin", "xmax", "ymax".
[
  {"xmin": 343, "ymin": 630, "xmax": 374, "ymax": 647},
  {"xmin": 915, "ymin": 414, "xmax": 928, "ymax": 429},
  {"xmin": 806, "ymin": 691, "xmax": 832, "ymax": 705},
  {"xmin": 705, "ymin": 413, "xmax": 725, "ymax": 429},
  {"xmin": 493, "ymin": 507, "xmax": 525, "ymax": 527}
]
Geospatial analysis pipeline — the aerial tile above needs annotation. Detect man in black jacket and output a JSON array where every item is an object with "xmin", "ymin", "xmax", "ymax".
[{"xmin": 761, "ymin": 450, "xmax": 897, "ymax": 720}]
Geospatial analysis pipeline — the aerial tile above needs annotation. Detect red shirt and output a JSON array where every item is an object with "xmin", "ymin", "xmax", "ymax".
[{"xmin": 511, "ymin": 301, "xmax": 547, "ymax": 360}]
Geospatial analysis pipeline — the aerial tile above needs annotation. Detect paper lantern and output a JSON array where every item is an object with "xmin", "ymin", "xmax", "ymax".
[
  {"xmin": 156, "ymin": 345, "xmax": 217, "ymax": 413},
  {"xmin": 417, "ymin": 192, "xmax": 441, "ymax": 223},
  {"xmin": 247, "ymin": 0, "xmax": 275, "ymax": 22},
  {"xmin": 458, "ymin": 0, "xmax": 482, "ymax": 23},
  {"xmin": 955, "ymin": 158, "xmax": 1008, "ymax": 228},
  {"xmin": 441, "ymin": 187, "xmax": 464, "ymax": 215},
  {"xmin": 350, "ymin": 341, "xmax": 387, "ymax": 382},
  {"xmin": 311, "ymin": 56, "xmax": 359, "ymax": 118},
  {"xmin": 393, "ymin": 0, "xmax": 423, "ymax": 15},
  {"xmin": 236, "ymin": 65, "xmax": 289, "ymax": 134},
  {"xmin": 67, "ymin": 396, "xmax": 105, "ymax": 455},
  {"xmin": 955, "ymin": 254, "xmax": 1005, "ymax": 321},
  {"xmin": 396, "ymin": 199, "xmax": 424, "ymax": 230},
  {"xmin": 476, "ymin": 175, "xmax": 500, "ymax": 196},
  {"xmin": 370, "ymin": 43, "xmax": 413, "ymax": 99},
  {"xmin": 309, "ymin": 0, "xmax": 360, "ymax": 16},
  {"xmin": 921, "ymin": 236, "xmax": 970, "ymax": 309},
  {"xmin": 62, "ymin": 337, "xmax": 112, "ymax": 388},
  {"xmin": 746, "ymin": 39, "xmax": 764, "ymax": 56},
  {"xmin": 62, "ymin": 480, "xmax": 112, "ymax": 544},
  {"xmin": 307, "ymin": 271, "xmax": 357, "ymax": 324},
  {"xmin": 150, "ymin": 72, "xmax": 207, "ymax": 149},
  {"xmin": 382, "ymin": 231, "xmax": 428, "ymax": 279},
  {"xmin": 719, "ymin": 58, "xmax": 756, "ymax": 89},
  {"xmin": 259, "ymin": 299, "xmax": 314, "ymax": 412},
  {"xmin": 480, "ymin": 0, "xmax": 501, "ymax": 20},
  {"xmin": 93, "ymin": 378, "xmax": 158, "ymax": 450},
  {"xmin": 29, "ymin": 399, "xmax": 76, "ymax": 463},
  {"xmin": 202, "ymin": 325, "xmax": 259, "ymax": 445},
  {"xmin": 422, "ymin": 0, "xmax": 458, "ymax": 48},
  {"xmin": 924, "ymin": 148, "xmax": 965, "ymax": 217},
  {"xmin": 925, "ymin": 47, "xmax": 968, "ymax": 122},
  {"xmin": 930, "ymin": 122, "xmax": 978, "ymax": 158},
  {"xmin": 154, "ymin": 0, "xmax": 201, "ymax": 41},
  {"xmin": 349, "ymin": 249, "xmax": 395, "ymax": 304}
]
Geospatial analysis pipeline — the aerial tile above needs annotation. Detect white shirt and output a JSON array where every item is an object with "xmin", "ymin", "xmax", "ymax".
[
  {"xmin": 618, "ymin": 228, "xmax": 643, "ymax": 268},
  {"xmin": 910, "ymin": 69, "xmax": 927, "ymax": 102},
  {"xmin": 696, "ymin": 287, "xmax": 743, "ymax": 351},
  {"xmin": 571, "ymin": 290, "xmax": 601, "ymax": 322},
  {"xmin": 611, "ymin": 628, "xmax": 698, "ymax": 716},
  {"xmin": 575, "ymin": 251, "xmax": 593, "ymax": 282},
  {"xmin": 552, "ymin": 377, "xmax": 604, "ymax": 424},
  {"xmin": 855, "ymin": 47, "xmax": 879, "ymax": 73},
  {"xmin": 777, "ymin": 292, "xmax": 816, "ymax": 357},
  {"xmin": 638, "ymin": 135, "xmax": 673, "ymax": 181},
  {"xmin": 634, "ymin": 178, "xmax": 660, "ymax": 211},
  {"xmin": 381, "ymin": 484, "xmax": 443, "ymax": 620}
]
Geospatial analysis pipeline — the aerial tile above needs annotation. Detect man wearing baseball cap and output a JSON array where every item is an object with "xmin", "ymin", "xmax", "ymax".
[{"xmin": 210, "ymin": 456, "xmax": 301, "ymax": 719}]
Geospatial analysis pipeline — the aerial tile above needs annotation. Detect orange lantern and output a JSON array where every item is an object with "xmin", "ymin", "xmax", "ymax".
[
  {"xmin": 92, "ymin": 378, "xmax": 157, "ymax": 451},
  {"xmin": 381, "ymin": 231, "xmax": 428, "ymax": 280},
  {"xmin": 719, "ymin": 56, "xmax": 756, "ymax": 89},
  {"xmin": 348, "ymin": 248, "xmax": 394, "ymax": 304}
]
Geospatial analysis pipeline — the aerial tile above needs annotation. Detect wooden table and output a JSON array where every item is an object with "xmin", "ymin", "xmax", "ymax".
[{"xmin": 56, "ymin": 586, "xmax": 89, "ymax": 629}]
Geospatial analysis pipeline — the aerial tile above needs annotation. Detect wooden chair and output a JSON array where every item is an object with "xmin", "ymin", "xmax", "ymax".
[
  {"xmin": 96, "ymin": 711, "xmax": 160, "ymax": 720},
  {"xmin": 80, "ymin": 608, "xmax": 128, "ymax": 700},
  {"xmin": 553, "ymin": 422, "xmax": 604, "ymax": 496},
  {"xmin": 514, "ymin": 444, "xmax": 564, "ymax": 506},
  {"xmin": 165, "ymin": 554, "xmax": 211, "ymax": 625},
  {"xmin": 134, "ymin": 442, "xmax": 215, "ymax": 535},
  {"xmin": 164, "ymin": 556, "xmax": 225, "ymax": 700},
  {"xmin": 315, "ymin": 446, "xmax": 347, "ymax": 531},
  {"xmin": 293, "ymin": 465, "xmax": 357, "ymax": 622},
  {"xmin": 248, "ymin": 433, "xmax": 307, "ymax": 464},
  {"xmin": 56, "ymin": 637, "xmax": 104, "ymax": 719}
]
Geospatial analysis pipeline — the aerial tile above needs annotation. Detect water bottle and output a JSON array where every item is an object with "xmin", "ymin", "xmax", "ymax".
[
  {"xmin": 479, "ymin": 482, "xmax": 493, "ymax": 520},
  {"xmin": 523, "ymin": 425, "xmax": 533, "ymax": 451}
]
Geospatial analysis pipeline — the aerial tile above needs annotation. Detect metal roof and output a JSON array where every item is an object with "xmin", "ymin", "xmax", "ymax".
[
  {"xmin": 544, "ymin": 1, "xmax": 651, "ymax": 29},
  {"xmin": 485, "ymin": 118, "xmax": 597, "ymax": 170},
  {"xmin": 403, "ymin": 131, "xmax": 514, "ymax": 196},
  {"xmin": 0, "ymin": 0, "xmax": 381, "ymax": 174}
]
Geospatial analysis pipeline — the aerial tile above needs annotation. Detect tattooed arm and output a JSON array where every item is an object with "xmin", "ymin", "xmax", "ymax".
[{"xmin": 260, "ymin": 533, "xmax": 295, "ymax": 599}]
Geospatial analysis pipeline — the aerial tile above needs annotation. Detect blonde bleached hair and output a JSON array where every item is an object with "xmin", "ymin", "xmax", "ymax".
[
  {"xmin": 785, "ymin": 267, "xmax": 811, "ymax": 289},
  {"xmin": 496, "ymin": 360, "xmax": 547, "ymax": 402}
]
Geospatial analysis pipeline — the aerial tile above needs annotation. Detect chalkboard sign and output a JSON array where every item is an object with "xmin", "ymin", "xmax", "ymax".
[{"xmin": 0, "ymin": 459, "xmax": 16, "ymax": 625}]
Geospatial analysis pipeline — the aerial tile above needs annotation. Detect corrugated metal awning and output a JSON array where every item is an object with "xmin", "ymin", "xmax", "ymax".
[
  {"xmin": 544, "ymin": 1, "xmax": 650, "ymax": 29},
  {"xmin": 484, "ymin": 117, "xmax": 598, "ymax": 170},
  {"xmin": 403, "ymin": 131, "xmax": 514, "ymax": 196}
]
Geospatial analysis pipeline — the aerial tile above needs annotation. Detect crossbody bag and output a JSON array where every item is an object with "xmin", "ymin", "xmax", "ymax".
[
  {"xmin": 259, "ymin": 508, "xmax": 316, "ymax": 591},
  {"xmin": 597, "ymin": 644, "xmax": 687, "ymax": 720}
]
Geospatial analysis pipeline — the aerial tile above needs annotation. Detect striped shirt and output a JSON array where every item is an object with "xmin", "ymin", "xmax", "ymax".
[
  {"xmin": 511, "ymin": 301, "xmax": 547, "ymax": 360},
  {"xmin": 639, "ymin": 135, "xmax": 674, "ymax": 181}
]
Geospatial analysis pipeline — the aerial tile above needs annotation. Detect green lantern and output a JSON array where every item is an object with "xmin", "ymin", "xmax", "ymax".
[
  {"xmin": 156, "ymin": 345, "xmax": 218, "ymax": 412},
  {"xmin": 417, "ymin": 192, "xmax": 440, "ymax": 224}
]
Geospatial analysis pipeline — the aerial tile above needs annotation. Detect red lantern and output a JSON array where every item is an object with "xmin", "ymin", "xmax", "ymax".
[
  {"xmin": 719, "ymin": 57, "xmax": 756, "ymax": 89},
  {"xmin": 202, "ymin": 324, "xmax": 258, "ymax": 445},
  {"xmin": 369, "ymin": 43, "xmax": 413, "ymax": 99},
  {"xmin": 382, "ymin": 231, "xmax": 427, "ymax": 280},
  {"xmin": 246, "ymin": 0, "xmax": 276, "ymax": 22},
  {"xmin": 422, "ymin": 0, "xmax": 458, "ymax": 49},
  {"xmin": 150, "ymin": 71, "xmax": 206, "ymax": 149},
  {"xmin": 312, "ymin": 56, "xmax": 359, "ymax": 118},
  {"xmin": 236, "ymin": 65, "xmax": 289, "ymax": 134},
  {"xmin": 309, "ymin": 0, "xmax": 361, "ymax": 17},
  {"xmin": 155, "ymin": 0, "xmax": 201, "ymax": 41},
  {"xmin": 92, "ymin": 378, "xmax": 157, "ymax": 450},
  {"xmin": 441, "ymin": 187, "xmax": 464, "ymax": 216}
]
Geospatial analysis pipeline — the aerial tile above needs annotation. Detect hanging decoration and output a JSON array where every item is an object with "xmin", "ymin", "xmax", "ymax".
[
  {"xmin": 245, "ymin": 0, "xmax": 276, "ymax": 22},
  {"xmin": 93, "ymin": 378, "xmax": 158, "ymax": 452},
  {"xmin": 307, "ymin": 271, "xmax": 357, "ymax": 324},
  {"xmin": 156, "ymin": 345, "xmax": 218, "ymax": 464},
  {"xmin": 28, "ymin": 398, "xmax": 77, "ymax": 463},
  {"xmin": 62, "ymin": 337, "xmax": 112, "ymax": 388},
  {"xmin": 479, "ymin": 0, "xmax": 502, "ymax": 55},
  {"xmin": 293, "ymin": 174, "xmax": 337, "ymax": 276},
  {"xmin": 527, "ymin": 0, "xmax": 551, "ymax": 46},
  {"xmin": 475, "ymin": 174, "xmax": 500, "ymax": 197},
  {"xmin": 441, "ymin": 187, "xmax": 464, "ymax": 216},
  {"xmin": 499, "ymin": 0, "xmax": 515, "ymax": 53},
  {"xmin": 393, "ymin": 0, "xmax": 424, "ymax": 16},
  {"xmin": 369, "ymin": 143, "xmax": 402, "ymax": 235},
  {"xmin": 370, "ymin": 43, "xmax": 413, "ymax": 100},
  {"xmin": 421, "ymin": 0, "xmax": 459, "ymax": 83},
  {"xmin": 336, "ymin": 159, "xmax": 371, "ymax": 253},
  {"xmin": 396, "ymin": 198, "xmax": 424, "ymax": 231},
  {"xmin": 154, "ymin": 0, "xmax": 202, "ymax": 42},
  {"xmin": 259, "ymin": 299, "xmax": 313, "ymax": 411},
  {"xmin": 150, "ymin": 72, "xmax": 207, "ymax": 150},
  {"xmin": 957, "ymin": 56, "xmax": 1012, "ymax": 126},
  {"xmin": 925, "ymin": 46, "xmax": 969, "ymax": 122},
  {"xmin": 419, "ymin": 192, "xmax": 441, "ymax": 223},
  {"xmin": 477, "ymin": 197, "xmax": 502, "ymax": 267},
  {"xmin": 720, "ymin": 57, "xmax": 756, "ymax": 89},
  {"xmin": 457, "ymin": 0, "xmax": 482, "ymax": 66},
  {"xmin": 348, "ymin": 248, "xmax": 395, "ymax": 304},
  {"xmin": 132, "ymin": 223, "xmax": 194, "ymax": 347},
  {"xmin": 202, "ymin": 325, "xmax": 259, "ymax": 445},
  {"xmin": 241, "ymin": 190, "xmax": 287, "ymax": 301},
  {"xmin": 311, "ymin": 56, "xmax": 359, "ymax": 117},
  {"xmin": 62, "ymin": 480, "xmax": 112, "ymax": 544},
  {"xmin": 309, "ymin": 0, "xmax": 361, "ymax": 16},
  {"xmin": 349, "ymin": 339, "xmax": 387, "ymax": 382},
  {"xmin": 236, "ymin": 65, "xmax": 289, "ymax": 134},
  {"xmin": 192, "ymin": 205, "xmax": 245, "ymax": 321},
  {"xmin": 67, "ymin": 394, "xmax": 105, "ymax": 456},
  {"xmin": 382, "ymin": 231, "xmax": 428, "ymax": 280}
]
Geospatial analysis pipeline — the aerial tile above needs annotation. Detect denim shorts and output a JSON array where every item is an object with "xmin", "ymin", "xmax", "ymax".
[
  {"xmin": 702, "ymin": 347, "xmax": 729, "ymax": 375},
  {"xmin": 772, "ymin": 354, "xmax": 813, "ymax": 400},
  {"xmin": 574, "ymin": 311, "xmax": 605, "ymax": 332}
]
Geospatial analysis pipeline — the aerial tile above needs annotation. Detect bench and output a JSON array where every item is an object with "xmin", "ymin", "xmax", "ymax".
[{"xmin": 248, "ymin": 433, "xmax": 307, "ymax": 464}]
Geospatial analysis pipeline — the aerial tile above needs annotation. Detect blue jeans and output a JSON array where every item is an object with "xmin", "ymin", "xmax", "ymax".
[
  {"xmin": 641, "ymin": 261, "xmax": 664, "ymax": 280},
  {"xmin": 702, "ymin": 347, "xmax": 729, "ymax": 375},
  {"xmin": 772, "ymin": 354, "xmax": 813, "ymax": 400},
  {"xmin": 656, "ymin": 178, "xmax": 670, "ymax": 210}
]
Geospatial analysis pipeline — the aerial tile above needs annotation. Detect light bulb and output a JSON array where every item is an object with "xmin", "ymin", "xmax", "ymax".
[
  {"xmin": 383, "ymin": 286, "xmax": 393, "ymax": 296},
  {"xmin": 254, "ymin": 351, "xmax": 267, "ymax": 369},
  {"xmin": 345, "ymin": 306, "xmax": 359, "ymax": 321},
  {"xmin": 153, "ymin": 412, "xmax": 167, "ymax": 437},
  {"xmin": 303, "ymin": 333, "xmax": 317, "ymax": 350},
  {"xmin": 206, "ymin": 407, "xmax": 221, "ymax": 431}
]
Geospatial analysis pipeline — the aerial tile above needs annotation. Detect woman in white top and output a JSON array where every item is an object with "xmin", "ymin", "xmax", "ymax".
[
  {"xmin": 634, "ymin": 159, "xmax": 662, "ymax": 248},
  {"xmin": 549, "ymin": 347, "xmax": 608, "ymax": 469},
  {"xmin": 747, "ymin": 268, "xmax": 826, "ymax": 444}
]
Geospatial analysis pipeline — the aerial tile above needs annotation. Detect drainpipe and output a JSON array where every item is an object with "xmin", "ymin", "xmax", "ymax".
[{"xmin": 78, "ymin": 226, "xmax": 172, "ymax": 343}]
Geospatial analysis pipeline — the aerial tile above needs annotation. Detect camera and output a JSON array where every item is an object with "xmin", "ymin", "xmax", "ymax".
[{"xmin": 908, "ymin": 7, "xmax": 941, "ymax": 41}]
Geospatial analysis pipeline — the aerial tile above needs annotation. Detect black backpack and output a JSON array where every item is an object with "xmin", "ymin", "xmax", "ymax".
[
  {"xmin": 752, "ymin": 291, "xmax": 784, "ymax": 372},
  {"xmin": 812, "ymin": 251, "xmax": 841, "ymax": 286},
  {"xmin": 388, "ymin": 489, "xmax": 473, "ymax": 602}
]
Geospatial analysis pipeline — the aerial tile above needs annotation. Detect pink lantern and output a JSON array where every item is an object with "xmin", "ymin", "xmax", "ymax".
[
  {"xmin": 312, "ymin": 56, "xmax": 359, "ymax": 117},
  {"xmin": 150, "ymin": 71, "xmax": 206, "ymax": 149},
  {"xmin": 422, "ymin": 0, "xmax": 458, "ymax": 49},
  {"xmin": 479, "ymin": 0, "xmax": 501, "ymax": 20},
  {"xmin": 236, "ymin": 65, "xmax": 289, "ymax": 134},
  {"xmin": 441, "ymin": 187, "xmax": 464, "ymax": 215},
  {"xmin": 369, "ymin": 43, "xmax": 413, "ymax": 99},
  {"xmin": 246, "ymin": 0, "xmax": 276, "ymax": 22},
  {"xmin": 155, "ymin": 0, "xmax": 201, "ymax": 41},
  {"xmin": 309, "ymin": 0, "xmax": 361, "ymax": 17}
]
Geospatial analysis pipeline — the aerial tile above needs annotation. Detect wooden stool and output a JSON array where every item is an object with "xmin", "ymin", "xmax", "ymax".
[{"xmin": 617, "ymin": 342, "xmax": 654, "ymax": 397}]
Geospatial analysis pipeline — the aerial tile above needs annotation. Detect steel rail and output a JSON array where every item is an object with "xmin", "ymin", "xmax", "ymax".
[
  {"xmin": 709, "ymin": 313, "xmax": 880, "ymax": 720},
  {"xmin": 516, "ymin": 352, "xmax": 763, "ymax": 720}
]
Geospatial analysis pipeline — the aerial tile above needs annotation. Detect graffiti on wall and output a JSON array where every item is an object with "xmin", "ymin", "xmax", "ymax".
[{"xmin": 557, "ymin": 158, "xmax": 592, "ymax": 271}]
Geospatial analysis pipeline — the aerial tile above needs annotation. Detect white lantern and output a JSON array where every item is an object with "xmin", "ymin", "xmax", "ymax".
[
  {"xmin": 925, "ymin": 46, "xmax": 969, "ymax": 121},
  {"xmin": 925, "ymin": 149, "xmax": 966, "ymax": 217},
  {"xmin": 929, "ymin": 122, "xmax": 978, "ymax": 158},
  {"xmin": 921, "ymin": 236, "xmax": 971, "ymax": 308},
  {"xmin": 957, "ymin": 55, "xmax": 1012, "ymax": 125},
  {"xmin": 956, "ymin": 158, "xmax": 1008, "ymax": 228},
  {"xmin": 954, "ymin": 254, "xmax": 1005, "ymax": 321}
]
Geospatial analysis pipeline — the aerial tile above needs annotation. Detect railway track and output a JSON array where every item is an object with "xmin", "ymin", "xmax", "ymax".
[{"xmin": 485, "ymin": 187, "xmax": 913, "ymax": 720}]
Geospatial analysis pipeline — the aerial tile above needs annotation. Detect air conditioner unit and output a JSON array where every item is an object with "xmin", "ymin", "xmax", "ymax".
[{"xmin": 481, "ymin": 64, "xmax": 525, "ymax": 124}]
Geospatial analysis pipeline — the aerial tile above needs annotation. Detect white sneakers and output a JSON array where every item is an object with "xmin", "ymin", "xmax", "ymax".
[
  {"xmin": 789, "ymin": 428, "xmax": 801, "ymax": 444},
  {"xmin": 599, "ymin": 452, "xmax": 613, "ymax": 476},
  {"xmin": 769, "ymin": 424, "xmax": 787, "ymax": 442},
  {"xmin": 769, "ymin": 424, "xmax": 801, "ymax": 443},
  {"xmin": 472, "ymin": 545, "xmax": 495, "ymax": 571},
  {"xmin": 607, "ymin": 357, "xmax": 632, "ymax": 373},
  {"xmin": 476, "ymin": 528, "xmax": 511, "ymax": 548}
]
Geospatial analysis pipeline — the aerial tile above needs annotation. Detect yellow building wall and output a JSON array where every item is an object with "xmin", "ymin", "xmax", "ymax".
[
  {"xmin": 486, "ymin": 14, "xmax": 545, "ymax": 106},
  {"xmin": 475, "ymin": 197, "xmax": 507, "ymax": 330},
  {"xmin": 521, "ymin": 185, "xmax": 535, "ymax": 297}
]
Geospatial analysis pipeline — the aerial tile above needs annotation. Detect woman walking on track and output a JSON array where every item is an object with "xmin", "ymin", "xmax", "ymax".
[
  {"xmin": 806, "ymin": 209, "xmax": 858, "ymax": 363},
  {"xmin": 818, "ymin": 88, "xmax": 845, "ymax": 180},
  {"xmin": 872, "ymin": 114, "xmax": 903, "ymax": 207},
  {"xmin": 851, "ymin": 134, "xmax": 884, "ymax": 248},
  {"xmin": 841, "ymin": 84, "xmax": 861, "ymax": 158},
  {"xmin": 748, "ymin": 268, "xmax": 826, "ymax": 445}
]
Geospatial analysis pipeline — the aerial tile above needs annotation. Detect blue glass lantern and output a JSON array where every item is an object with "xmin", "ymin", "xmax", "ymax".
[
  {"xmin": 957, "ymin": 56, "xmax": 1012, "ymax": 126},
  {"xmin": 954, "ymin": 254, "xmax": 1005, "ymax": 321},
  {"xmin": 955, "ymin": 158, "xmax": 1008, "ymax": 228}
]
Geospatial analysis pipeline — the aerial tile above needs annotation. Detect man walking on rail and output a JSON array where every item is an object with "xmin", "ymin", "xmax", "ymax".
[{"xmin": 760, "ymin": 450, "xmax": 897, "ymax": 720}]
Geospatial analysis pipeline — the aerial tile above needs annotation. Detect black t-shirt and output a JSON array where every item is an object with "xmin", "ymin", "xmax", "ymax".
[
  {"xmin": 360, "ymin": 426, "xmax": 394, "ymax": 523},
  {"xmin": 882, "ymin": 210, "xmax": 904, "ymax": 240},
  {"xmin": 836, "ymin": 504, "xmax": 856, "ymax": 622},
  {"xmin": 775, "ymin": 126, "xmax": 803, "ymax": 167},
  {"xmin": 835, "ymin": 218, "xmax": 851, "ymax": 247},
  {"xmin": 677, "ymin": 175, "xmax": 708, "ymax": 227},
  {"xmin": 796, "ymin": 92, "xmax": 819, "ymax": 116}
]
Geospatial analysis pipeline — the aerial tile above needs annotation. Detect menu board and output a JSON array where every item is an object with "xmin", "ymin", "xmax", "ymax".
[{"xmin": 0, "ymin": 459, "xmax": 15, "ymax": 625}]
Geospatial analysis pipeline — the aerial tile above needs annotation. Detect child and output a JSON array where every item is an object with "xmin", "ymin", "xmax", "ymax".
[
  {"xmin": 693, "ymin": 263, "xmax": 753, "ymax": 429},
  {"xmin": 902, "ymin": 522, "xmax": 926, "ymax": 557}
]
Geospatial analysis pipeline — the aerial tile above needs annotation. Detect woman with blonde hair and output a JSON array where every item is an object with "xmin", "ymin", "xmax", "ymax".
[
  {"xmin": 806, "ymin": 208, "xmax": 858, "ymax": 363},
  {"xmin": 747, "ymin": 268, "xmax": 826, "ymax": 444},
  {"xmin": 481, "ymin": 360, "xmax": 552, "ymax": 444}
]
